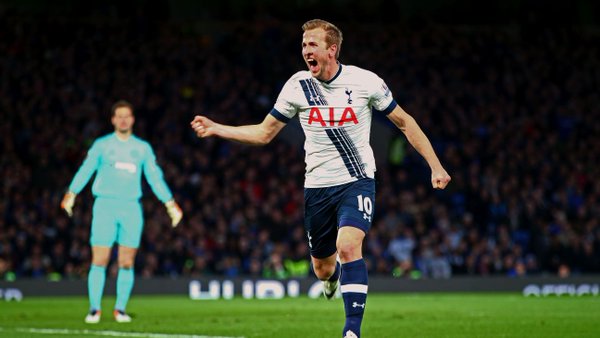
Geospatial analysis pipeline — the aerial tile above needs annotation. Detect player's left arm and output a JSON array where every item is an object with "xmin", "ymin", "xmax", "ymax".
[
  {"xmin": 142, "ymin": 144, "xmax": 182, "ymax": 226},
  {"xmin": 387, "ymin": 105, "xmax": 451, "ymax": 189}
]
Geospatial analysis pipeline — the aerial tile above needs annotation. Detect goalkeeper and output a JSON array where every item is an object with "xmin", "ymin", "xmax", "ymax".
[{"xmin": 61, "ymin": 100, "xmax": 182, "ymax": 324}]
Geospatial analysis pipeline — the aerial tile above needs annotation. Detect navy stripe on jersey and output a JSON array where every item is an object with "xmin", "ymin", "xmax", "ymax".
[
  {"xmin": 336, "ymin": 128, "xmax": 367, "ymax": 178},
  {"xmin": 269, "ymin": 108, "xmax": 291, "ymax": 123},
  {"xmin": 325, "ymin": 128, "xmax": 366, "ymax": 178},
  {"xmin": 309, "ymin": 79, "xmax": 328, "ymax": 105},
  {"xmin": 337, "ymin": 128, "xmax": 367, "ymax": 177},
  {"xmin": 326, "ymin": 129, "xmax": 357, "ymax": 177},
  {"xmin": 299, "ymin": 80, "xmax": 314, "ymax": 105},
  {"xmin": 300, "ymin": 79, "xmax": 327, "ymax": 106}
]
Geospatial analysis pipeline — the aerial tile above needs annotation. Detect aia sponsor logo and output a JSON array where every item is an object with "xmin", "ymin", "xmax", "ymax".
[{"xmin": 307, "ymin": 107, "xmax": 358, "ymax": 127}]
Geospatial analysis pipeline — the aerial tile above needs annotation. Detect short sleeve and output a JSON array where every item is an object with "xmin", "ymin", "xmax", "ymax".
[
  {"xmin": 370, "ymin": 75, "xmax": 397, "ymax": 115},
  {"xmin": 271, "ymin": 78, "xmax": 299, "ymax": 123}
]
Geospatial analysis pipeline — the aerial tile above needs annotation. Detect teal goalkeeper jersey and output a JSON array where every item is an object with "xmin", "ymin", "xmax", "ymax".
[{"xmin": 68, "ymin": 133, "xmax": 173, "ymax": 203}]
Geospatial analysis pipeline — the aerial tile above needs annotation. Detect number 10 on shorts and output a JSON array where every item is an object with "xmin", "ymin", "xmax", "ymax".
[{"xmin": 356, "ymin": 194, "xmax": 373, "ymax": 222}]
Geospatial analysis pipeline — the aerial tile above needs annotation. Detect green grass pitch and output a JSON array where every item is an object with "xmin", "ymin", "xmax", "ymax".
[{"xmin": 0, "ymin": 293, "xmax": 598, "ymax": 337}]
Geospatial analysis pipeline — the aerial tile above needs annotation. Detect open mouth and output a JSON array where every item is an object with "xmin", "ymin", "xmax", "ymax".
[{"xmin": 307, "ymin": 58, "xmax": 318, "ymax": 70}]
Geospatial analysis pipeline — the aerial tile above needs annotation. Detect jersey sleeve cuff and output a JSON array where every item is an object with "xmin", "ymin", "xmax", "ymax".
[
  {"xmin": 373, "ymin": 100, "xmax": 398, "ymax": 115},
  {"xmin": 269, "ymin": 108, "xmax": 291, "ymax": 123}
]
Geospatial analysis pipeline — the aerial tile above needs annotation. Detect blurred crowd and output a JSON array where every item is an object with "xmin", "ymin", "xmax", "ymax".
[{"xmin": 0, "ymin": 13, "xmax": 598, "ymax": 281}]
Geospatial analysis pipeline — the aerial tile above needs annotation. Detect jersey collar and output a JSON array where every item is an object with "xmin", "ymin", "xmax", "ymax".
[{"xmin": 320, "ymin": 62, "xmax": 342, "ymax": 85}]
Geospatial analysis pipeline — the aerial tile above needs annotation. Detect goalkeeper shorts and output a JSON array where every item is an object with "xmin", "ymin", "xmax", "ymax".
[{"xmin": 90, "ymin": 197, "xmax": 143, "ymax": 248}]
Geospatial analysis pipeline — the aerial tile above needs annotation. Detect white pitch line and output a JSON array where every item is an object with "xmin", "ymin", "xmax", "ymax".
[{"xmin": 0, "ymin": 327, "xmax": 244, "ymax": 338}]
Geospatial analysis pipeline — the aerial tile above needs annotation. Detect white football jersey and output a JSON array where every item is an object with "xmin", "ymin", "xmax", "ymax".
[{"xmin": 271, "ymin": 64, "xmax": 397, "ymax": 188}]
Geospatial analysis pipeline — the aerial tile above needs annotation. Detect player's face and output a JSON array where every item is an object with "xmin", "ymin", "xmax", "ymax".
[
  {"xmin": 112, "ymin": 107, "xmax": 135, "ymax": 133},
  {"xmin": 302, "ymin": 28, "xmax": 336, "ymax": 81}
]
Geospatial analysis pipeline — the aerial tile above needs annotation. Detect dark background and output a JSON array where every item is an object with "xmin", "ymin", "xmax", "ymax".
[
  {"xmin": 0, "ymin": 0, "xmax": 598, "ymax": 281},
  {"xmin": 3, "ymin": 0, "xmax": 599, "ymax": 25}
]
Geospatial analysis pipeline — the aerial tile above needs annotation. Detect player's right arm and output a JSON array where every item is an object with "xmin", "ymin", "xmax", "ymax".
[
  {"xmin": 61, "ymin": 140, "xmax": 101, "ymax": 216},
  {"xmin": 190, "ymin": 114, "xmax": 286, "ymax": 146}
]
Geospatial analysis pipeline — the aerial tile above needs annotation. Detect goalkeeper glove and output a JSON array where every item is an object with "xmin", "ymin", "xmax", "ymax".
[
  {"xmin": 165, "ymin": 200, "xmax": 183, "ymax": 227},
  {"xmin": 61, "ymin": 191, "xmax": 77, "ymax": 217}
]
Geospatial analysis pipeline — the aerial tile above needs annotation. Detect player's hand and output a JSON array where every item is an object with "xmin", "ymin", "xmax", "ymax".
[
  {"xmin": 190, "ymin": 115, "xmax": 217, "ymax": 138},
  {"xmin": 431, "ymin": 169, "xmax": 451, "ymax": 189},
  {"xmin": 165, "ymin": 200, "xmax": 183, "ymax": 227},
  {"xmin": 61, "ymin": 191, "xmax": 77, "ymax": 217}
]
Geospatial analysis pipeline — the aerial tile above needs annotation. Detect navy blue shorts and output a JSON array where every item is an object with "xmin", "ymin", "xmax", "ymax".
[{"xmin": 304, "ymin": 178, "xmax": 375, "ymax": 259}]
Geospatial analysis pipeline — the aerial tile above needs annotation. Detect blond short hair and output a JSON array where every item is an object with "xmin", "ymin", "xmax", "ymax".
[{"xmin": 302, "ymin": 19, "xmax": 343, "ymax": 59}]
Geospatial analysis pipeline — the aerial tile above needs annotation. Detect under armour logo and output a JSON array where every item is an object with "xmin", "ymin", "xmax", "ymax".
[
  {"xmin": 363, "ymin": 213, "xmax": 371, "ymax": 222},
  {"xmin": 352, "ymin": 302, "xmax": 365, "ymax": 308},
  {"xmin": 344, "ymin": 330, "xmax": 358, "ymax": 338},
  {"xmin": 345, "ymin": 88, "xmax": 353, "ymax": 104},
  {"xmin": 309, "ymin": 93, "xmax": 324, "ymax": 105},
  {"xmin": 307, "ymin": 232, "xmax": 313, "ymax": 248}
]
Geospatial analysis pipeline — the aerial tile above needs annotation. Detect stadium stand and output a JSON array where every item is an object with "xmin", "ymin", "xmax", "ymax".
[{"xmin": 0, "ymin": 2, "xmax": 598, "ymax": 281}]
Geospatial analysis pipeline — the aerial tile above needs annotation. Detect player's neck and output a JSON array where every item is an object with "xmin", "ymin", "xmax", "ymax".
[
  {"xmin": 115, "ymin": 130, "xmax": 132, "ymax": 141},
  {"xmin": 319, "ymin": 61, "xmax": 340, "ymax": 82}
]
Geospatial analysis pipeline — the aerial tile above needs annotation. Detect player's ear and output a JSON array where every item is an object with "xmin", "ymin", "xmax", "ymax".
[{"xmin": 329, "ymin": 44, "xmax": 338, "ymax": 58}]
